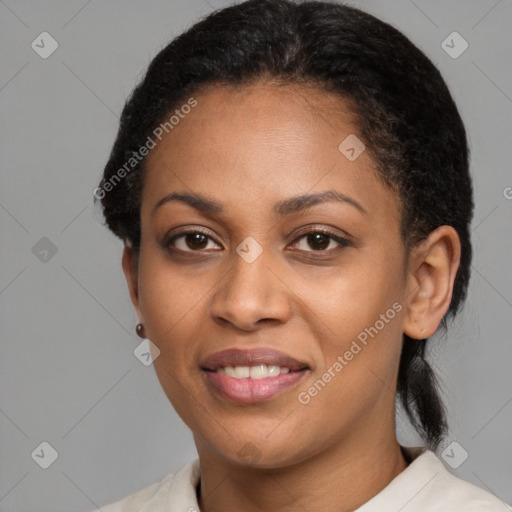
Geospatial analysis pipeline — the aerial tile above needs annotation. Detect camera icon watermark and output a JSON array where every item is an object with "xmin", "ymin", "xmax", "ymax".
[
  {"xmin": 441, "ymin": 441, "xmax": 468, "ymax": 469},
  {"xmin": 134, "ymin": 338, "xmax": 161, "ymax": 366},
  {"xmin": 31, "ymin": 32, "xmax": 59, "ymax": 59},
  {"xmin": 441, "ymin": 31, "xmax": 468, "ymax": 59},
  {"xmin": 338, "ymin": 134, "xmax": 365, "ymax": 161},
  {"xmin": 503, "ymin": 186, "xmax": 512, "ymax": 200},
  {"xmin": 32, "ymin": 237, "xmax": 58, "ymax": 263},
  {"xmin": 237, "ymin": 442, "xmax": 262, "ymax": 464},
  {"xmin": 31, "ymin": 441, "xmax": 58, "ymax": 469},
  {"xmin": 236, "ymin": 236, "xmax": 263, "ymax": 263}
]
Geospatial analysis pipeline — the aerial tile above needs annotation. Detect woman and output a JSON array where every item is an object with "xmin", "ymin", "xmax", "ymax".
[{"xmin": 94, "ymin": 0, "xmax": 510, "ymax": 510}]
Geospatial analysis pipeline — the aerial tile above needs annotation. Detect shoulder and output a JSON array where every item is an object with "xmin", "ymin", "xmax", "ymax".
[
  {"xmin": 357, "ymin": 447, "xmax": 511, "ymax": 512},
  {"xmin": 98, "ymin": 477, "xmax": 169, "ymax": 512},
  {"xmin": 95, "ymin": 459, "xmax": 200, "ymax": 512},
  {"xmin": 400, "ymin": 448, "xmax": 511, "ymax": 511}
]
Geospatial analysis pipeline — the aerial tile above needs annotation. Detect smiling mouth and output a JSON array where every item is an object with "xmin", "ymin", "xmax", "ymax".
[
  {"xmin": 200, "ymin": 349, "xmax": 309, "ymax": 403},
  {"xmin": 202, "ymin": 367, "xmax": 308, "ymax": 403},
  {"xmin": 207, "ymin": 364, "xmax": 305, "ymax": 379}
]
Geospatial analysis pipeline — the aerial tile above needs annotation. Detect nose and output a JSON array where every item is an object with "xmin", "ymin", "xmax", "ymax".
[{"xmin": 209, "ymin": 248, "xmax": 292, "ymax": 331}]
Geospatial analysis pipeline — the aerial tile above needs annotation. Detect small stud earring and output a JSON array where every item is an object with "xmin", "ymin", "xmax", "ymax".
[
  {"xmin": 420, "ymin": 328, "xmax": 426, "ymax": 336},
  {"xmin": 135, "ymin": 323, "xmax": 145, "ymax": 338}
]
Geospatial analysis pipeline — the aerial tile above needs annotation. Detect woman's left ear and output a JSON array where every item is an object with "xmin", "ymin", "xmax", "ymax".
[{"xmin": 403, "ymin": 225, "xmax": 461, "ymax": 340}]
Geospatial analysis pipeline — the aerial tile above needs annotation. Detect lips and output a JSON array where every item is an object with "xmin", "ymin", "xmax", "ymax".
[
  {"xmin": 200, "ymin": 348, "xmax": 310, "ymax": 404},
  {"xmin": 200, "ymin": 348, "xmax": 309, "ymax": 372}
]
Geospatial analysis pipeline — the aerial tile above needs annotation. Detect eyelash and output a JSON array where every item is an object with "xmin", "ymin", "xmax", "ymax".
[{"xmin": 163, "ymin": 227, "xmax": 351, "ymax": 256}]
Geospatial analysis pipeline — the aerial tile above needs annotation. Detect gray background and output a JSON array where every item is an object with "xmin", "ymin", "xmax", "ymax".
[{"xmin": 1, "ymin": 0, "xmax": 511, "ymax": 510}]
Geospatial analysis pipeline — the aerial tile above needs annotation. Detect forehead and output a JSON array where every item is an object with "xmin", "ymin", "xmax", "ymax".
[{"xmin": 141, "ymin": 81, "xmax": 399, "ymax": 227}]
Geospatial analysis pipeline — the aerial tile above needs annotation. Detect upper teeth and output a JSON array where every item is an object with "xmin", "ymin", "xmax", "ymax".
[{"xmin": 217, "ymin": 365, "xmax": 290, "ymax": 379}]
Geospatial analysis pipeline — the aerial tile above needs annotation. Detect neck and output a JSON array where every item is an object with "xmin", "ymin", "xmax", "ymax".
[{"xmin": 196, "ymin": 424, "xmax": 408, "ymax": 512}]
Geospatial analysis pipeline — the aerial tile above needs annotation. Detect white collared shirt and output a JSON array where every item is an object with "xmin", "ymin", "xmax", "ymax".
[{"xmin": 96, "ymin": 446, "xmax": 511, "ymax": 511}]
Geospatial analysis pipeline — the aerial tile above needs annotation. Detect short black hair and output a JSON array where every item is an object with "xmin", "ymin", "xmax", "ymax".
[{"xmin": 97, "ymin": 0, "xmax": 473, "ymax": 449}]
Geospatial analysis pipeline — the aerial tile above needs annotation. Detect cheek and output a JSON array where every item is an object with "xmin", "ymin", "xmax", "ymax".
[
  {"xmin": 297, "ymin": 256, "xmax": 403, "ymax": 338},
  {"xmin": 296, "ymin": 259, "xmax": 405, "ymax": 401},
  {"xmin": 136, "ymin": 255, "xmax": 208, "ymax": 423},
  {"xmin": 296, "ymin": 313, "xmax": 403, "ymax": 441},
  {"xmin": 138, "ymin": 242, "xmax": 191, "ymax": 308},
  {"xmin": 137, "ymin": 252, "xmax": 205, "ymax": 359}
]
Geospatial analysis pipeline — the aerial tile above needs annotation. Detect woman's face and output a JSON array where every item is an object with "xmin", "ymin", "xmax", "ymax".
[{"xmin": 128, "ymin": 82, "xmax": 411, "ymax": 467}]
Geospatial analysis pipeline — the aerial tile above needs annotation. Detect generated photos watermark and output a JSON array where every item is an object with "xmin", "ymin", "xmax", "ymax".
[
  {"xmin": 298, "ymin": 301, "xmax": 403, "ymax": 405},
  {"xmin": 93, "ymin": 97, "xmax": 198, "ymax": 200}
]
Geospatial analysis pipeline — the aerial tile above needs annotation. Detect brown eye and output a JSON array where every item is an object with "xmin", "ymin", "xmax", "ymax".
[
  {"xmin": 184, "ymin": 233, "xmax": 208, "ymax": 250},
  {"xmin": 165, "ymin": 230, "xmax": 222, "ymax": 252},
  {"xmin": 290, "ymin": 229, "xmax": 350, "ymax": 253},
  {"xmin": 306, "ymin": 232, "xmax": 331, "ymax": 250}
]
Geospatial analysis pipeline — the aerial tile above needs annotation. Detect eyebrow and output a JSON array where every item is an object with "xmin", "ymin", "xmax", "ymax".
[{"xmin": 151, "ymin": 189, "xmax": 367, "ymax": 217}]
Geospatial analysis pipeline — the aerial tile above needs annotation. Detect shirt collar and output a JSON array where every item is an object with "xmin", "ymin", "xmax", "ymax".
[{"xmin": 140, "ymin": 446, "xmax": 442, "ymax": 511}]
